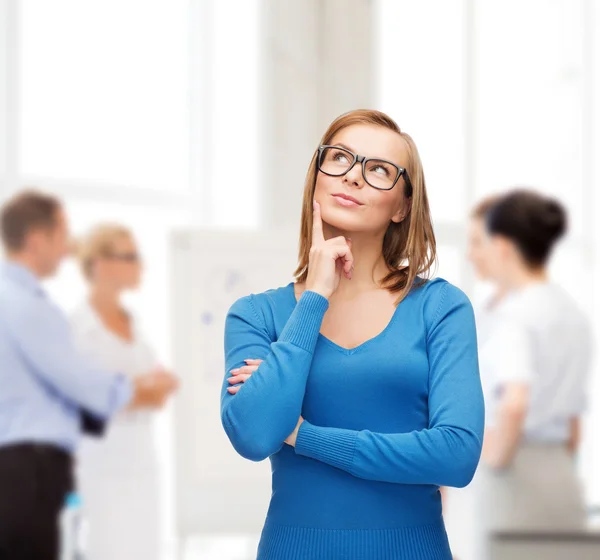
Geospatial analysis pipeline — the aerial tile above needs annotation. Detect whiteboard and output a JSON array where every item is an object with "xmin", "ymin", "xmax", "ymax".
[{"xmin": 170, "ymin": 229, "xmax": 298, "ymax": 537}]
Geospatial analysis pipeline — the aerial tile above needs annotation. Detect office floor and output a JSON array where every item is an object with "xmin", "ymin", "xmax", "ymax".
[{"xmin": 182, "ymin": 535, "xmax": 259, "ymax": 560}]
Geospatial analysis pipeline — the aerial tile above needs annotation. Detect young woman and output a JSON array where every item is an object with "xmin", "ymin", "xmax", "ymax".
[
  {"xmin": 221, "ymin": 109, "xmax": 484, "ymax": 559},
  {"xmin": 71, "ymin": 224, "xmax": 177, "ymax": 560},
  {"xmin": 470, "ymin": 190, "xmax": 591, "ymax": 559}
]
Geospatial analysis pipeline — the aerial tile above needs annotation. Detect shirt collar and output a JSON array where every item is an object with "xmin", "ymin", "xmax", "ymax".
[
  {"xmin": 73, "ymin": 299, "xmax": 104, "ymax": 335},
  {"xmin": 0, "ymin": 260, "xmax": 47, "ymax": 297},
  {"xmin": 74, "ymin": 299, "xmax": 141, "ymax": 342}
]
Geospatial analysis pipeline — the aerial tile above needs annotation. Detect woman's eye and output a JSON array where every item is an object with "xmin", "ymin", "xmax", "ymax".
[
  {"xmin": 334, "ymin": 152, "xmax": 350, "ymax": 164},
  {"xmin": 371, "ymin": 164, "xmax": 389, "ymax": 176}
]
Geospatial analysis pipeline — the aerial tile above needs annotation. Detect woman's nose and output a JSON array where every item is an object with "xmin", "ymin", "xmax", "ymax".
[{"xmin": 343, "ymin": 162, "xmax": 364, "ymax": 187}]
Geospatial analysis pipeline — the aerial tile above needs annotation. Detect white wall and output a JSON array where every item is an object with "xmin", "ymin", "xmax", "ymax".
[{"xmin": 261, "ymin": 0, "xmax": 374, "ymax": 229}]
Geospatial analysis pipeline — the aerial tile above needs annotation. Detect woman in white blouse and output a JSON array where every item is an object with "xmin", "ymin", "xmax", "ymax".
[
  {"xmin": 71, "ymin": 223, "xmax": 177, "ymax": 560},
  {"xmin": 472, "ymin": 190, "xmax": 591, "ymax": 558}
]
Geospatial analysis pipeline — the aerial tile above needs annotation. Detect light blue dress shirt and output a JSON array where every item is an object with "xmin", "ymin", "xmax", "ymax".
[{"xmin": 0, "ymin": 261, "xmax": 133, "ymax": 453}]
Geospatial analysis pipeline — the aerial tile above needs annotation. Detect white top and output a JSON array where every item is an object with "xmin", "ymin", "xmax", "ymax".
[
  {"xmin": 480, "ymin": 282, "xmax": 592, "ymax": 442},
  {"xmin": 70, "ymin": 301, "xmax": 160, "ymax": 473}
]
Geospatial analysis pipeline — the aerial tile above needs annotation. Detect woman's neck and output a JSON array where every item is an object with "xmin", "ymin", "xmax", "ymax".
[
  {"xmin": 89, "ymin": 285, "xmax": 122, "ymax": 316},
  {"xmin": 502, "ymin": 265, "xmax": 548, "ymax": 292}
]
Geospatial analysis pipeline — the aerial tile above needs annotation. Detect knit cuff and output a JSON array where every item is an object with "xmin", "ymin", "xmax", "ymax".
[
  {"xmin": 295, "ymin": 420, "xmax": 357, "ymax": 472},
  {"xmin": 278, "ymin": 291, "xmax": 329, "ymax": 352}
]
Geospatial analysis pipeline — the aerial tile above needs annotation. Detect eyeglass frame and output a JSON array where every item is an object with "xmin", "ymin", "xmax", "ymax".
[{"xmin": 317, "ymin": 145, "xmax": 413, "ymax": 196}]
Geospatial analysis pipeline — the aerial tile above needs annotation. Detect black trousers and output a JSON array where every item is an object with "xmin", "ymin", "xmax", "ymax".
[{"xmin": 0, "ymin": 444, "xmax": 73, "ymax": 560}]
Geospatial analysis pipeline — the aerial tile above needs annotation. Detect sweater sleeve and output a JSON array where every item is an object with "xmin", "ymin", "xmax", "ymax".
[
  {"xmin": 294, "ymin": 283, "xmax": 485, "ymax": 488},
  {"xmin": 221, "ymin": 290, "xmax": 329, "ymax": 462}
]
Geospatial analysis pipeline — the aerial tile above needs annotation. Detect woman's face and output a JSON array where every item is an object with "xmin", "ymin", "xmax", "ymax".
[
  {"xmin": 93, "ymin": 235, "xmax": 142, "ymax": 291},
  {"xmin": 313, "ymin": 124, "xmax": 409, "ymax": 236},
  {"xmin": 467, "ymin": 217, "xmax": 495, "ymax": 280}
]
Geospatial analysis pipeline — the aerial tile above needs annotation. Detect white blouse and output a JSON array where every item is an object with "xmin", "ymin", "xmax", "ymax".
[
  {"xmin": 480, "ymin": 282, "xmax": 592, "ymax": 443},
  {"xmin": 70, "ymin": 301, "xmax": 160, "ymax": 473}
]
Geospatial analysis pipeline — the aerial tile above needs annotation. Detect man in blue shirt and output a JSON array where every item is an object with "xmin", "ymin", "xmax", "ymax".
[{"xmin": 0, "ymin": 190, "xmax": 178, "ymax": 560}]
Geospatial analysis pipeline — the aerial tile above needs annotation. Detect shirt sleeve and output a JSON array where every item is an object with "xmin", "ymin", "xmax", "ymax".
[
  {"xmin": 4, "ymin": 297, "xmax": 133, "ymax": 419},
  {"xmin": 489, "ymin": 317, "xmax": 535, "ymax": 385},
  {"xmin": 294, "ymin": 283, "xmax": 485, "ymax": 488},
  {"xmin": 221, "ymin": 290, "xmax": 328, "ymax": 462}
]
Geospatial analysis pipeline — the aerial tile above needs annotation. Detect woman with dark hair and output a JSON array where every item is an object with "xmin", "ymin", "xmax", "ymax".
[
  {"xmin": 471, "ymin": 189, "xmax": 591, "ymax": 559},
  {"xmin": 221, "ymin": 109, "xmax": 484, "ymax": 559}
]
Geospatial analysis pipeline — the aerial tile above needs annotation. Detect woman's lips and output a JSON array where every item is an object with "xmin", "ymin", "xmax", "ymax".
[{"xmin": 332, "ymin": 194, "xmax": 362, "ymax": 207}]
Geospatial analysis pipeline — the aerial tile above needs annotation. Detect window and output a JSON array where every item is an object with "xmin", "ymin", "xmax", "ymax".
[
  {"xmin": 475, "ymin": 0, "xmax": 586, "ymax": 236},
  {"xmin": 377, "ymin": 0, "xmax": 467, "ymax": 224},
  {"xmin": 208, "ymin": 0, "xmax": 260, "ymax": 227},
  {"xmin": 19, "ymin": 0, "xmax": 190, "ymax": 191}
]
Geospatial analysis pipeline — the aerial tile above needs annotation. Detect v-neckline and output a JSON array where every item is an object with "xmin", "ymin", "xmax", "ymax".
[
  {"xmin": 86, "ymin": 300, "xmax": 136, "ymax": 347},
  {"xmin": 286, "ymin": 282, "xmax": 402, "ymax": 356}
]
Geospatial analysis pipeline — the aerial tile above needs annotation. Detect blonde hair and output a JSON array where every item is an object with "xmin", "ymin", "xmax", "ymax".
[
  {"xmin": 75, "ymin": 223, "xmax": 133, "ymax": 281},
  {"xmin": 294, "ymin": 109, "xmax": 437, "ymax": 304}
]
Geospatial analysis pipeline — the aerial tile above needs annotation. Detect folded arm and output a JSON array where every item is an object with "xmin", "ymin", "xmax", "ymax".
[
  {"xmin": 221, "ymin": 290, "xmax": 328, "ymax": 461},
  {"xmin": 294, "ymin": 284, "xmax": 485, "ymax": 488}
]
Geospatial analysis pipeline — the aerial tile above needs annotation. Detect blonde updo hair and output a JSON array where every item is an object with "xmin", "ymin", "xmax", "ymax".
[{"xmin": 75, "ymin": 223, "xmax": 133, "ymax": 281}]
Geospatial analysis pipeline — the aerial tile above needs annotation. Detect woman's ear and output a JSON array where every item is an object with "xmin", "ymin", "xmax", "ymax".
[{"xmin": 391, "ymin": 198, "xmax": 411, "ymax": 224}]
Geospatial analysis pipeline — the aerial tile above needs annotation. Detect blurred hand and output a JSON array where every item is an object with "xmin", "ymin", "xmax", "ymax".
[
  {"xmin": 227, "ymin": 359, "xmax": 262, "ymax": 394},
  {"xmin": 285, "ymin": 416, "xmax": 304, "ymax": 447},
  {"xmin": 130, "ymin": 368, "xmax": 179, "ymax": 410},
  {"xmin": 305, "ymin": 200, "xmax": 354, "ymax": 299}
]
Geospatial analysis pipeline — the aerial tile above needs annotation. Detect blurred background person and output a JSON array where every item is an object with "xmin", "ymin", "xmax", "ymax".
[
  {"xmin": 469, "ymin": 189, "xmax": 592, "ymax": 559},
  {"xmin": 70, "ymin": 223, "xmax": 171, "ymax": 560},
  {"xmin": 467, "ymin": 196, "xmax": 504, "ymax": 309},
  {"xmin": 0, "ymin": 190, "xmax": 178, "ymax": 560}
]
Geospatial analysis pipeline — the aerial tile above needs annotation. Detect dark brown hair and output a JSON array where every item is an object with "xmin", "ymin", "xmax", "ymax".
[
  {"xmin": 0, "ymin": 189, "xmax": 62, "ymax": 252},
  {"xmin": 486, "ymin": 189, "xmax": 567, "ymax": 267},
  {"xmin": 294, "ymin": 109, "xmax": 436, "ymax": 305}
]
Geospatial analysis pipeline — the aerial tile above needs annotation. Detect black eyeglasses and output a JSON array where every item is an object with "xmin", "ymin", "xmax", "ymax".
[{"xmin": 317, "ymin": 145, "xmax": 413, "ymax": 195}]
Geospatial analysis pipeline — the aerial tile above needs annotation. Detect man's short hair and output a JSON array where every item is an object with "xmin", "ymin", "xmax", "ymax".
[{"xmin": 0, "ymin": 189, "xmax": 62, "ymax": 252}]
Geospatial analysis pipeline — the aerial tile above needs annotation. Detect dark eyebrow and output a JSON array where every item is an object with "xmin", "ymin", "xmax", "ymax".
[
  {"xmin": 333, "ymin": 142, "xmax": 401, "ymax": 167},
  {"xmin": 333, "ymin": 142, "xmax": 355, "ymax": 153}
]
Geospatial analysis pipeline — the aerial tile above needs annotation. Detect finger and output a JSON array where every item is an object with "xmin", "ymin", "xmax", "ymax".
[
  {"xmin": 312, "ymin": 200, "xmax": 324, "ymax": 243},
  {"xmin": 343, "ymin": 255, "xmax": 354, "ymax": 279},
  {"xmin": 238, "ymin": 365, "xmax": 259, "ymax": 374},
  {"xmin": 344, "ymin": 238, "xmax": 353, "ymax": 279},
  {"xmin": 228, "ymin": 374, "xmax": 251, "ymax": 385},
  {"xmin": 244, "ymin": 359, "xmax": 263, "ymax": 365},
  {"xmin": 227, "ymin": 386, "xmax": 241, "ymax": 394},
  {"xmin": 330, "ymin": 236, "xmax": 354, "ymax": 277},
  {"xmin": 230, "ymin": 365, "xmax": 259, "ymax": 375},
  {"xmin": 331, "ymin": 243, "xmax": 354, "ymax": 278}
]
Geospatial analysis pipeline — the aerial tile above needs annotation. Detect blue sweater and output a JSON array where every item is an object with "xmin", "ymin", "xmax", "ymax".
[{"xmin": 221, "ymin": 278, "xmax": 484, "ymax": 559}]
